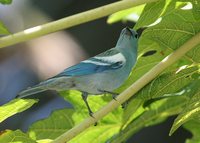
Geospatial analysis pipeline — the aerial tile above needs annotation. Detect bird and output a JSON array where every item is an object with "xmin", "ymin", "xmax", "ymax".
[{"xmin": 17, "ymin": 27, "xmax": 138, "ymax": 116}]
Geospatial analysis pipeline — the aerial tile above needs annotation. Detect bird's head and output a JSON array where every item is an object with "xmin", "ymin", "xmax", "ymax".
[{"xmin": 116, "ymin": 27, "xmax": 138, "ymax": 54}]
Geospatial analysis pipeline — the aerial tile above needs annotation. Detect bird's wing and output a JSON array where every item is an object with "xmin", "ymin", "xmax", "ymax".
[{"xmin": 53, "ymin": 48, "xmax": 126, "ymax": 78}]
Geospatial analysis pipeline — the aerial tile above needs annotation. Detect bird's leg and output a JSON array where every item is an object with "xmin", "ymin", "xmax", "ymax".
[
  {"xmin": 81, "ymin": 92, "xmax": 97, "ymax": 126},
  {"xmin": 81, "ymin": 92, "xmax": 94, "ymax": 117}
]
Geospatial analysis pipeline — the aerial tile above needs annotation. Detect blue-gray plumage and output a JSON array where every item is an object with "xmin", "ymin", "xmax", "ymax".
[{"xmin": 17, "ymin": 27, "xmax": 138, "ymax": 116}]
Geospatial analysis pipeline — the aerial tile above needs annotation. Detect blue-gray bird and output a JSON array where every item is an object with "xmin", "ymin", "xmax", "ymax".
[{"xmin": 17, "ymin": 27, "xmax": 138, "ymax": 116}]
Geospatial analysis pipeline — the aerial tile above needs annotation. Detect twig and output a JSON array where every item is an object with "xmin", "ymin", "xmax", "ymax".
[{"xmin": 0, "ymin": 0, "xmax": 157, "ymax": 48}]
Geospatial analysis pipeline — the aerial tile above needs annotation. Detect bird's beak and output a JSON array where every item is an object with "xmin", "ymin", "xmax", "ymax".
[{"xmin": 125, "ymin": 27, "xmax": 133, "ymax": 36}]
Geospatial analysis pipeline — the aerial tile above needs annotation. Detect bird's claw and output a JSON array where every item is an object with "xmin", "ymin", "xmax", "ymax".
[
  {"xmin": 88, "ymin": 111, "xmax": 97, "ymax": 126},
  {"xmin": 89, "ymin": 111, "xmax": 94, "ymax": 118},
  {"xmin": 112, "ymin": 94, "xmax": 118, "ymax": 100}
]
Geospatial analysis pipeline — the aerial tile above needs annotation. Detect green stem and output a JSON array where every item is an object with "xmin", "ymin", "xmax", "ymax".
[
  {"xmin": 52, "ymin": 33, "xmax": 200, "ymax": 143},
  {"xmin": 0, "ymin": 0, "xmax": 157, "ymax": 48}
]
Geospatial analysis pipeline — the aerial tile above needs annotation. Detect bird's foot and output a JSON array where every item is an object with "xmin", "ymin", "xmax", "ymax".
[
  {"xmin": 98, "ymin": 89, "xmax": 119, "ymax": 100},
  {"xmin": 88, "ymin": 111, "xmax": 97, "ymax": 126},
  {"xmin": 112, "ymin": 94, "xmax": 118, "ymax": 100},
  {"xmin": 88, "ymin": 110, "xmax": 94, "ymax": 118}
]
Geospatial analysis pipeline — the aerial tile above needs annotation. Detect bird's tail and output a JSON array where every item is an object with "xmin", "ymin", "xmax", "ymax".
[{"xmin": 17, "ymin": 85, "xmax": 46, "ymax": 98}]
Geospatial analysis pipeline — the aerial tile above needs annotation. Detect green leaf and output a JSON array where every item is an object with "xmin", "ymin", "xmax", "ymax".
[
  {"xmin": 0, "ymin": 21, "xmax": 10, "ymax": 35},
  {"xmin": 122, "ymin": 99, "xmax": 144, "ymax": 128},
  {"xmin": 107, "ymin": 5, "xmax": 145, "ymax": 24},
  {"xmin": 107, "ymin": 0, "xmax": 187, "ymax": 26},
  {"xmin": 28, "ymin": 108, "xmax": 75, "ymax": 140},
  {"xmin": 0, "ymin": 99, "xmax": 38, "ymax": 123},
  {"xmin": 111, "ymin": 66, "xmax": 199, "ymax": 142},
  {"xmin": 136, "ymin": 66, "xmax": 199, "ymax": 100},
  {"xmin": 0, "ymin": 130, "xmax": 36, "ymax": 143},
  {"xmin": 108, "ymin": 96, "xmax": 187, "ymax": 143},
  {"xmin": 169, "ymin": 80, "xmax": 200, "ymax": 135},
  {"xmin": 180, "ymin": 0, "xmax": 200, "ymax": 20},
  {"xmin": 63, "ymin": 91, "xmax": 122, "ymax": 143},
  {"xmin": 134, "ymin": 0, "xmax": 166, "ymax": 29},
  {"xmin": 28, "ymin": 91, "xmax": 122, "ymax": 143},
  {"xmin": 134, "ymin": 0, "xmax": 188, "ymax": 29},
  {"xmin": 191, "ymin": 0, "xmax": 200, "ymax": 20},
  {"xmin": 0, "ymin": 0, "xmax": 12, "ymax": 4},
  {"xmin": 141, "ymin": 8, "xmax": 200, "ymax": 63},
  {"xmin": 116, "ymin": 0, "xmax": 198, "ymax": 95},
  {"xmin": 184, "ymin": 120, "xmax": 200, "ymax": 143},
  {"xmin": 109, "ymin": 28, "xmax": 193, "ymax": 132},
  {"xmin": 61, "ymin": 90, "xmax": 123, "ymax": 124}
]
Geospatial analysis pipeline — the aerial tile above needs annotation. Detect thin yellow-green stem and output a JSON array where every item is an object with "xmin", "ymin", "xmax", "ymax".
[
  {"xmin": 52, "ymin": 33, "xmax": 200, "ymax": 143},
  {"xmin": 0, "ymin": 0, "xmax": 157, "ymax": 48}
]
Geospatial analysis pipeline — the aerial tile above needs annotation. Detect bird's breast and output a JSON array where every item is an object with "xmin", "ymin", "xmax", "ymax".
[{"xmin": 74, "ymin": 65, "xmax": 131, "ymax": 95}]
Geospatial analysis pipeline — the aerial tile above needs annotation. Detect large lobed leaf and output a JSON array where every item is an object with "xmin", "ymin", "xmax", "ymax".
[
  {"xmin": 63, "ymin": 91, "xmax": 122, "ymax": 143},
  {"xmin": 134, "ymin": 0, "xmax": 166, "ymax": 29},
  {"xmin": 134, "ymin": 0, "xmax": 189, "ymax": 29},
  {"xmin": 28, "ymin": 108, "xmax": 75, "ymax": 140},
  {"xmin": 108, "ymin": 96, "xmax": 187, "ymax": 143},
  {"xmin": 109, "ymin": 1, "xmax": 200, "ymax": 63},
  {"xmin": 135, "ymin": 66, "xmax": 199, "ymax": 99},
  {"xmin": 121, "ymin": 66, "xmax": 199, "ymax": 129},
  {"xmin": 139, "ymin": 1, "xmax": 200, "ymax": 63},
  {"xmin": 28, "ymin": 91, "xmax": 122, "ymax": 143}
]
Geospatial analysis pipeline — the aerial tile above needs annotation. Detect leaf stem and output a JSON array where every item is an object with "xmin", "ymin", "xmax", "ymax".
[
  {"xmin": 0, "ymin": 0, "xmax": 157, "ymax": 49},
  {"xmin": 52, "ymin": 33, "xmax": 200, "ymax": 143}
]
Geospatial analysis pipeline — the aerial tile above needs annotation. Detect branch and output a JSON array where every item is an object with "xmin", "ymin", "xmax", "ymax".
[
  {"xmin": 52, "ymin": 33, "xmax": 200, "ymax": 143},
  {"xmin": 0, "ymin": 0, "xmax": 157, "ymax": 48}
]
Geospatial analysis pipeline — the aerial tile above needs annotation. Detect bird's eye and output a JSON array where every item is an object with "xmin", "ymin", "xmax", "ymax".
[{"xmin": 135, "ymin": 34, "xmax": 138, "ymax": 39}]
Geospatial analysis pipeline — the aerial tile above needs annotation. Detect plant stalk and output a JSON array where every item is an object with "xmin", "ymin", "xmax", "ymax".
[{"xmin": 0, "ymin": 0, "xmax": 157, "ymax": 48}]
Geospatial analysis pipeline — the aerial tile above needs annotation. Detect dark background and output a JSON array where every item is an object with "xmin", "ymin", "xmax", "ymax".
[{"xmin": 0, "ymin": 0, "xmax": 191, "ymax": 142}]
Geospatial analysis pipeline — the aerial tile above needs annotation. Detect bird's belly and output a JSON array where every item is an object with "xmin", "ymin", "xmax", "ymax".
[{"xmin": 74, "ymin": 69, "xmax": 129, "ymax": 95}]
